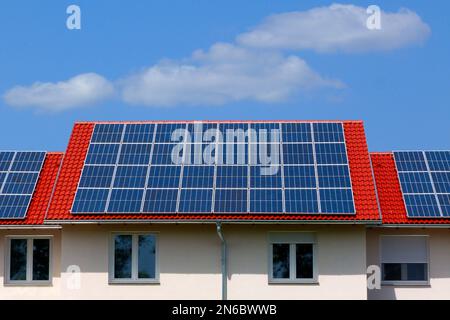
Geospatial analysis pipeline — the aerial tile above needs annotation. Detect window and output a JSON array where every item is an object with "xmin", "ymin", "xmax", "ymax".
[
  {"xmin": 110, "ymin": 233, "xmax": 158, "ymax": 283},
  {"xmin": 6, "ymin": 237, "xmax": 52, "ymax": 285},
  {"xmin": 380, "ymin": 235, "xmax": 429, "ymax": 285},
  {"xmin": 268, "ymin": 232, "xmax": 317, "ymax": 283}
]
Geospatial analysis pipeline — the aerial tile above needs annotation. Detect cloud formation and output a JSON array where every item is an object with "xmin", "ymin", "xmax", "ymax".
[
  {"xmin": 3, "ymin": 4, "xmax": 431, "ymax": 110},
  {"xmin": 3, "ymin": 73, "xmax": 114, "ymax": 111},
  {"xmin": 121, "ymin": 43, "xmax": 342, "ymax": 106},
  {"xmin": 237, "ymin": 4, "xmax": 431, "ymax": 53}
]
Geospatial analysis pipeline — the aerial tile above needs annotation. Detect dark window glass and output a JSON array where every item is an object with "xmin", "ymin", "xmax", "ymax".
[
  {"xmin": 296, "ymin": 244, "xmax": 313, "ymax": 279},
  {"xmin": 114, "ymin": 235, "xmax": 132, "ymax": 279},
  {"xmin": 383, "ymin": 263, "xmax": 402, "ymax": 281},
  {"xmin": 407, "ymin": 263, "xmax": 427, "ymax": 281},
  {"xmin": 10, "ymin": 239, "xmax": 27, "ymax": 281},
  {"xmin": 32, "ymin": 239, "xmax": 50, "ymax": 281},
  {"xmin": 272, "ymin": 244, "xmax": 290, "ymax": 279},
  {"xmin": 138, "ymin": 235, "xmax": 156, "ymax": 279}
]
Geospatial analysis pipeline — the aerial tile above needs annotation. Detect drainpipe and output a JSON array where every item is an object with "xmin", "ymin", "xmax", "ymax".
[{"xmin": 216, "ymin": 222, "xmax": 227, "ymax": 300}]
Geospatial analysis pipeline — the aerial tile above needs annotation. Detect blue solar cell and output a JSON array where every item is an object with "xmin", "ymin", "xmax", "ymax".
[
  {"xmin": 151, "ymin": 144, "xmax": 180, "ymax": 165},
  {"xmin": 91, "ymin": 124, "xmax": 124, "ymax": 143},
  {"xmin": 398, "ymin": 172, "xmax": 434, "ymax": 194},
  {"xmin": 217, "ymin": 143, "xmax": 248, "ymax": 165},
  {"xmin": 10, "ymin": 152, "xmax": 46, "ymax": 172},
  {"xmin": 250, "ymin": 166, "xmax": 282, "ymax": 188},
  {"xmin": 438, "ymin": 194, "xmax": 450, "ymax": 216},
  {"xmin": 107, "ymin": 189, "xmax": 144, "ymax": 213},
  {"xmin": 187, "ymin": 123, "xmax": 218, "ymax": 143},
  {"xmin": 0, "ymin": 195, "xmax": 31, "ymax": 218},
  {"xmin": 72, "ymin": 189, "xmax": 109, "ymax": 213},
  {"xmin": 320, "ymin": 189, "xmax": 355, "ymax": 214},
  {"xmin": 0, "ymin": 152, "xmax": 14, "ymax": 171},
  {"xmin": 284, "ymin": 166, "xmax": 316, "ymax": 188},
  {"xmin": 182, "ymin": 166, "xmax": 214, "ymax": 188},
  {"xmin": 215, "ymin": 166, "xmax": 247, "ymax": 188},
  {"xmin": 394, "ymin": 152, "xmax": 428, "ymax": 172},
  {"xmin": 250, "ymin": 189, "xmax": 283, "ymax": 213},
  {"xmin": 2, "ymin": 173, "xmax": 39, "ymax": 194},
  {"xmin": 219, "ymin": 123, "xmax": 250, "ymax": 144},
  {"xmin": 250, "ymin": 123, "xmax": 281, "ymax": 144},
  {"xmin": 143, "ymin": 189, "xmax": 178, "ymax": 213},
  {"xmin": 147, "ymin": 166, "xmax": 181, "ymax": 188},
  {"xmin": 118, "ymin": 144, "xmax": 152, "ymax": 165},
  {"xmin": 313, "ymin": 123, "xmax": 344, "ymax": 143},
  {"xmin": 315, "ymin": 143, "xmax": 348, "ymax": 165},
  {"xmin": 154, "ymin": 124, "xmax": 187, "ymax": 143},
  {"xmin": 113, "ymin": 166, "xmax": 147, "ymax": 188},
  {"xmin": 79, "ymin": 166, "xmax": 114, "ymax": 188},
  {"xmin": 0, "ymin": 172, "xmax": 7, "ymax": 187},
  {"xmin": 178, "ymin": 189, "xmax": 213, "ymax": 213},
  {"xmin": 431, "ymin": 172, "xmax": 450, "ymax": 194},
  {"xmin": 85, "ymin": 144, "xmax": 120, "ymax": 165},
  {"xmin": 214, "ymin": 189, "xmax": 247, "ymax": 213},
  {"xmin": 425, "ymin": 151, "xmax": 450, "ymax": 171},
  {"xmin": 285, "ymin": 189, "xmax": 318, "ymax": 213},
  {"xmin": 184, "ymin": 143, "xmax": 217, "ymax": 165},
  {"xmin": 123, "ymin": 124, "xmax": 154, "ymax": 143},
  {"xmin": 281, "ymin": 123, "xmax": 312, "ymax": 143},
  {"xmin": 282, "ymin": 144, "xmax": 314, "ymax": 165},
  {"xmin": 318, "ymin": 165, "xmax": 351, "ymax": 188},
  {"xmin": 404, "ymin": 194, "xmax": 441, "ymax": 217}
]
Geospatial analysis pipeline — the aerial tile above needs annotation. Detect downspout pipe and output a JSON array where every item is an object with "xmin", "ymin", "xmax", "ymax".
[{"xmin": 216, "ymin": 222, "xmax": 227, "ymax": 300}]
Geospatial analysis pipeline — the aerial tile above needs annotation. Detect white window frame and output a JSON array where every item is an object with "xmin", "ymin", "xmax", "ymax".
[
  {"xmin": 268, "ymin": 232, "xmax": 318, "ymax": 284},
  {"xmin": 4, "ymin": 235, "xmax": 53, "ymax": 286},
  {"xmin": 380, "ymin": 235, "xmax": 430, "ymax": 286},
  {"xmin": 109, "ymin": 232, "xmax": 159, "ymax": 284}
]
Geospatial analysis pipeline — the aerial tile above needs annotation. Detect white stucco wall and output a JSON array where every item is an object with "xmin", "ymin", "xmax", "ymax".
[
  {"xmin": 0, "ymin": 224, "xmax": 367, "ymax": 299},
  {"xmin": 367, "ymin": 228, "xmax": 450, "ymax": 300}
]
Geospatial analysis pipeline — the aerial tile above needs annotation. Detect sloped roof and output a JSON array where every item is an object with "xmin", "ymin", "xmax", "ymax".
[
  {"xmin": 0, "ymin": 152, "xmax": 63, "ymax": 226},
  {"xmin": 371, "ymin": 152, "xmax": 450, "ymax": 225},
  {"xmin": 45, "ymin": 120, "xmax": 380, "ymax": 223}
]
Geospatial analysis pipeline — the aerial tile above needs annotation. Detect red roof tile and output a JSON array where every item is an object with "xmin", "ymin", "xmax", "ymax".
[
  {"xmin": 371, "ymin": 152, "xmax": 450, "ymax": 224},
  {"xmin": 0, "ymin": 153, "xmax": 63, "ymax": 226},
  {"xmin": 45, "ymin": 121, "xmax": 380, "ymax": 223}
]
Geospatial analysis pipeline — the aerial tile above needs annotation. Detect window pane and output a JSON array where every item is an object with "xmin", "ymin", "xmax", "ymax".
[
  {"xmin": 32, "ymin": 239, "xmax": 50, "ymax": 281},
  {"xmin": 296, "ymin": 244, "xmax": 313, "ymax": 279},
  {"xmin": 272, "ymin": 244, "xmax": 290, "ymax": 279},
  {"xmin": 383, "ymin": 263, "xmax": 402, "ymax": 281},
  {"xmin": 138, "ymin": 235, "xmax": 156, "ymax": 279},
  {"xmin": 114, "ymin": 235, "xmax": 132, "ymax": 279},
  {"xmin": 407, "ymin": 263, "xmax": 427, "ymax": 281},
  {"xmin": 10, "ymin": 239, "xmax": 27, "ymax": 281}
]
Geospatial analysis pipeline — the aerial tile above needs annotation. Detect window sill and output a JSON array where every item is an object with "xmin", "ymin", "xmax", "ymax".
[
  {"xmin": 109, "ymin": 279, "xmax": 160, "ymax": 285},
  {"xmin": 4, "ymin": 281, "xmax": 53, "ymax": 287},
  {"xmin": 381, "ymin": 281, "xmax": 430, "ymax": 287},
  {"xmin": 269, "ymin": 279, "xmax": 318, "ymax": 285}
]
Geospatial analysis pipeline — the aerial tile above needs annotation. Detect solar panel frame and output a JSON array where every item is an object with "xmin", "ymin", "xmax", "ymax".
[
  {"xmin": 0, "ymin": 151, "xmax": 46, "ymax": 219},
  {"xmin": 71, "ymin": 122, "xmax": 356, "ymax": 215},
  {"xmin": 394, "ymin": 150, "xmax": 450, "ymax": 218}
]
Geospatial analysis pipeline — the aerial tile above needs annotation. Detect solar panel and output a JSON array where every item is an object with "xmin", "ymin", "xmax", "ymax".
[
  {"xmin": 72, "ymin": 122, "xmax": 355, "ymax": 215},
  {"xmin": 394, "ymin": 151, "xmax": 450, "ymax": 218},
  {"xmin": 0, "ymin": 151, "xmax": 46, "ymax": 219}
]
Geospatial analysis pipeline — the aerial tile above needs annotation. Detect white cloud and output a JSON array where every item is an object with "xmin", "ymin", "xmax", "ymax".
[
  {"xmin": 120, "ymin": 43, "xmax": 342, "ymax": 107},
  {"xmin": 3, "ymin": 73, "xmax": 114, "ymax": 112},
  {"xmin": 237, "ymin": 4, "xmax": 431, "ymax": 53}
]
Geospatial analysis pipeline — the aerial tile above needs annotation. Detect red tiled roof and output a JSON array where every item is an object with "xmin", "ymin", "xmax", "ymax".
[
  {"xmin": 45, "ymin": 120, "xmax": 380, "ymax": 223},
  {"xmin": 371, "ymin": 152, "xmax": 450, "ymax": 224},
  {"xmin": 0, "ymin": 153, "xmax": 63, "ymax": 226}
]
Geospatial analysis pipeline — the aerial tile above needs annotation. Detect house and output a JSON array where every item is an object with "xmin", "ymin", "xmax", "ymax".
[{"xmin": 0, "ymin": 120, "xmax": 448, "ymax": 300}]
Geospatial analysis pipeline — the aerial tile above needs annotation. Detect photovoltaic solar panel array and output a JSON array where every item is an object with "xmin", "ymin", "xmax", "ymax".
[
  {"xmin": 394, "ymin": 151, "xmax": 450, "ymax": 218},
  {"xmin": 0, "ymin": 151, "xmax": 46, "ymax": 219},
  {"xmin": 71, "ymin": 122, "xmax": 355, "ymax": 215}
]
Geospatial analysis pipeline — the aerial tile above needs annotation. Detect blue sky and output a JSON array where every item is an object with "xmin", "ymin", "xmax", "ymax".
[{"xmin": 0, "ymin": 0, "xmax": 449, "ymax": 152}]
